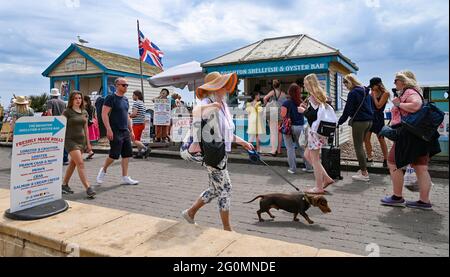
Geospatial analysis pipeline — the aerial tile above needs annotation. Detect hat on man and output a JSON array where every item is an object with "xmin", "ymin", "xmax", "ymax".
[
  {"xmin": 13, "ymin": 96, "xmax": 29, "ymax": 105},
  {"xmin": 50, "ymin": 88, "xmax": 61, "ymax": 97},
  {"xmin": 368, "ymin": 77, "xmax": 383, "ymax": 89},
  {"xmin": 196, "ymin": 72, "xmax": 238, "ymax": 99}
]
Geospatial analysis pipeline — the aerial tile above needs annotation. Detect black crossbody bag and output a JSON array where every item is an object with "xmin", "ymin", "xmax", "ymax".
[{"xmin": 198, "ymin": 99, "xmax": 226, "ymax": 170}]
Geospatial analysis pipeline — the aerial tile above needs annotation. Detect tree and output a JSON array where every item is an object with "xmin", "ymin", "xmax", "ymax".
[{"xmin": 29, "ymin": 93, "xmax": 49, "ymax": 113}]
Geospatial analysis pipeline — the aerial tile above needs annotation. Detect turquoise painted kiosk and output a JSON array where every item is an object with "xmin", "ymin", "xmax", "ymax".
[
  {"xmin": 201, "ymin": 34, "xmax": 359, "ymax": 148},
  {"xmin": 42, "ymin": 43, "xmax": 162, "ymax": 105}
]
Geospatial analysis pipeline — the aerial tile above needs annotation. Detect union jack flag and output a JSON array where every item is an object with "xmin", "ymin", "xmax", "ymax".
[{"xmin": 139, "ymin": 30, "xmax": 164, "ymax": 70}]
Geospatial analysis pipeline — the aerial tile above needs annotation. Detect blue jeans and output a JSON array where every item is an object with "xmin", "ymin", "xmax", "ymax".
[{"xmin": 283, "ymin": 125, "xmax": 312, "ymax": 172}]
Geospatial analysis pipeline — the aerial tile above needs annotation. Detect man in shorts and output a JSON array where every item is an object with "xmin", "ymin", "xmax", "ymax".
[{"xmin": 97, "ymin": 78, "xmax": 139, "ymax": 185}]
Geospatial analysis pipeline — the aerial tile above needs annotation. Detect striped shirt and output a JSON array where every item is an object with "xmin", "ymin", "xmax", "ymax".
[{"xmin": 132, "ymin": 100, "xmax": 146, "ymax": 125}]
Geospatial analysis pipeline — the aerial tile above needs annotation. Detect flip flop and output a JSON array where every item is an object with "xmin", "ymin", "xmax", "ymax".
[
  {"xmin": 305, "ymin": 187, "xmax": 325, "ymax": 195},
  {"xmin": 323, "ymin": 180, "xmax": 335, "ymax": 190},
  {"xmin": 86, "ymin": 152, "xmax": 95, "ymax": 160}
]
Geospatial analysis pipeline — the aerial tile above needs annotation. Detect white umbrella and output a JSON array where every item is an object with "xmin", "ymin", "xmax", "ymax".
[{"xmin": 148, "ymin": 61, "xmax": 205, "ymax": 91}]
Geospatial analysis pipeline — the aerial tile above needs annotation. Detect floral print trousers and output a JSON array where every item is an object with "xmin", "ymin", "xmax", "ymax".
[{"xmin": 200, "ymin": 157, "xmax": 232, "ymax": 211}]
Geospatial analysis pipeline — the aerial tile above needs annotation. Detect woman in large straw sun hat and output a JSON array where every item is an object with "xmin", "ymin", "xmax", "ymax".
[
  {"xmin": 181, "ymin": 72, "xmax": 254, "ymax": 232},
  {"xmin": 10, "ymin": 96, "xmax": 34, "ymax": 135}
]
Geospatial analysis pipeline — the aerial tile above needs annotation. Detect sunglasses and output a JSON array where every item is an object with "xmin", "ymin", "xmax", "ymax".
[
  {"xmin": 118, "ymin": 84, "xmax": 129, "ymax": 87},
  {"xmin": 394, "ymin": 79, "xmax": 400, "ymax": 84},
  {"xmin": 343, "ymin": 80, "xmax": 349, "ymax": 84}
]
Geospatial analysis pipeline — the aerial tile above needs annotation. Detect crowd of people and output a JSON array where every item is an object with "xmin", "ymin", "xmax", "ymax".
[
  {"xmin": 3, "ymin": 68, "xmax": 442, "ymax": 229},
  {"xmin": 179, "ymin": 70, "xmax": 441, "ymax": 231}
]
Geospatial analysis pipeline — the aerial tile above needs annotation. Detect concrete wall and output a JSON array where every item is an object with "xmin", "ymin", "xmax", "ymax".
[{"xmin": 0, "ymin": 189, "xmax": 358, "ymax": 257}]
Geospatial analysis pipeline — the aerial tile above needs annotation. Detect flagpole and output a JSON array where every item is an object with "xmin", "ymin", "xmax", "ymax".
[{"xmin": 137, "ymin": 19, "xmax": 145, "ymax": 100}]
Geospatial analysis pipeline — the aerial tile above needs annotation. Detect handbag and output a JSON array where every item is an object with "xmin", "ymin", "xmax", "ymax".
[
  {"xmin": 348, "ymin": 87, "xmax": 367, "ymax": 127},
  {"xmin": 279, "ymin": 116, "xmax": 292, "ymax": 135},
  {"xmin": 279, "ymin": 101, "xmax": 292, "ymax": 135},
  {"xmin": 317, "ymin": 121, "xmax": 337, "ymax": 137},
  {"xmin": 314, "ymin": 104, "xmax": 337, "ymax": 137}
]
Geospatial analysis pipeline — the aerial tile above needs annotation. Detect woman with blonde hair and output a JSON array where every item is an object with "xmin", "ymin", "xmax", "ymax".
[
  {"xmin": 10, "ymin": 96, "xmax": 34, "ymax": 132},
  {"xmin": 298, "ymin": 74, "xmax": 335, "ymax": 194},
  {"xmin": 338, "ymin": 74, "xmax": 374, "ymax": 182},
  {"xmin": 381, "ymin": 72, "xmax": 435, "ymax": 210},
  {"xmin": 181, "ymin": 72, "xmax": 254, "ymax": 231}
]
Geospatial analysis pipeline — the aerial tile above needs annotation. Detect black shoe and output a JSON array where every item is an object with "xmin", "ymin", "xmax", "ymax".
[
  {"xmin": 144, "ymin": 147, "xmax": 152, "ymax": 158},
  {"xmin": 62, "ymin": 185, "xmax": 74, "ymax": 195},
  {"xmin": 86, "ymin": 187, "xmax": 96, "ymax": 199},
  {"xmin": 63, "ymin": 162, "xmax": 70, "ymax": 166}
]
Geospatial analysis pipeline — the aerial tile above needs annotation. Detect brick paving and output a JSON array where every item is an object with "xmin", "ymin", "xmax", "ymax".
[{"xmin": 0, "ymin": 147, "xmax": 448, "ymax": 257}]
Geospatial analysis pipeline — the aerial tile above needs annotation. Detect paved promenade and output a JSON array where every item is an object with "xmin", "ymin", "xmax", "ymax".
[{"xmin": 0, "ymin": 147, "xmax": 448, "ymax": 256}]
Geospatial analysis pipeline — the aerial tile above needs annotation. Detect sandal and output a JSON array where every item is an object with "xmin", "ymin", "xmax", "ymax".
[
  {"xmin": 323, "ymin": 180, "xmax": 335, "ymax": 190},
  {"xmin": 86, "ymin": 152, "xmax": 95, "ymax": 160},
  {"xmin": 305, "ymin": 187, "xmax": 325, "ymax": 195}
]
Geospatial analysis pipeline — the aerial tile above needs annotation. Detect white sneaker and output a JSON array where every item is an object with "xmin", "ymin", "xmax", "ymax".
[
  {"xmin": 302, "ymin": 168, "xmax": 314, "ymax": 173},
  {"xmin": 352, "ymin": 170, "xmax": 370, "ymax": 182},
  {"xmin": 96, "ymin": 168, "xmax": 106, "ymax": 184},
  {"xmin": 181, "ymin": 210, "xmax": 197, "ymax": 225},
  {"xmin": 122, "ymin": 176, "xmax": 139, "ymax": 185},
  {"xmin": 288, "ymin": 169, "xmax": 296, "ymax": 174}
]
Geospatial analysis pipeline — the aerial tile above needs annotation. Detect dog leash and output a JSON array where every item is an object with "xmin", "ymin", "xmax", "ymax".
[
  {"xmin": 248, "ymin": 150, "xmax": 300, "ymax": 192},
  {"xmin": 248, "ymin": 150, "xmax": 313, "ymax": 205}
]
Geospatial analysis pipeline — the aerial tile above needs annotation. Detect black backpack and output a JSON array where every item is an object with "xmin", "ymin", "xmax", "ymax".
[
  {"xmin": 401, "ymin": 90, "xmax": 444, "ymax": 142},
  {"xmin": 198, "ymin": 99, "xmax": 226, "ymax": 170}
]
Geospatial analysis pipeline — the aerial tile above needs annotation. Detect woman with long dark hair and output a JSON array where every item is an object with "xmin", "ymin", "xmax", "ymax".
[
  {"xmin": 62, "ymin": 91, "xmax": 96, "ymax": 199},
  {"xmin": 280, "ymin": 83, "xmax": 307, "ymax": 174}
]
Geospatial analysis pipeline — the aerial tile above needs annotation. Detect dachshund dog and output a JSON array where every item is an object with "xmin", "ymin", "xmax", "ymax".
[{"xmin": 244, "ymin": 193, "xmax": 331, "ymax": 224}]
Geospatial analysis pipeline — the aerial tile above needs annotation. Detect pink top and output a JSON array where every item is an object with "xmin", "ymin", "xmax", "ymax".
[{"xmin": 391, "ymin": 89, "xmax": 423, "ymax": 125}]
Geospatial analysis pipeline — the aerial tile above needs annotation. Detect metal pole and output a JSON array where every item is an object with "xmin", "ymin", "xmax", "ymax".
[{"xmin": 137, "ymin": 20, "xmax": 145, "ymax": 100}]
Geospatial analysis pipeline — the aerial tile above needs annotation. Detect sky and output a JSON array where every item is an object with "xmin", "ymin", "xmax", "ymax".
[{"xmin": 0, "ymin": 0, "xmax": 449, "ymax": 107}]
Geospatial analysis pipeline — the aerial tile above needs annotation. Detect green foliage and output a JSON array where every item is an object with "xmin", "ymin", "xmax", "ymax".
[{"xmin": 28, "ymin": 93, "xmax": 49, "ymax": 113}]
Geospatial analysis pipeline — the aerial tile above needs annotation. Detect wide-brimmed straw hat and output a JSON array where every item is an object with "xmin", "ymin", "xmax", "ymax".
[
  {"xmin": 13, "ymin": 96, "xmax": 29, "ymax": 105},
  {"xmin": 196, "ymin": 72, "xmax": 238, "ymax": 99}
]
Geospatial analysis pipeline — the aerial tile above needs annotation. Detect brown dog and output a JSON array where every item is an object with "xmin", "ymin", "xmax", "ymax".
[{"xmin": 244, "ymin": 193, "xmax": 331, "ymax": 224}]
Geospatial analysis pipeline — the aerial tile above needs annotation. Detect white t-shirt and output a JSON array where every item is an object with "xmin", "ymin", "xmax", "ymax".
[{"xmin": 200, "ymin": 98, "xmax": 235, "ymax": 152}]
